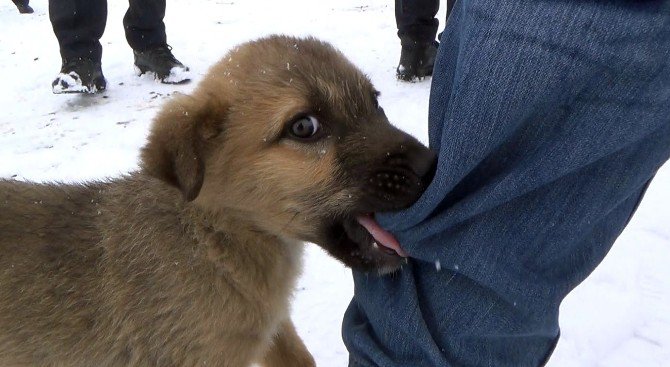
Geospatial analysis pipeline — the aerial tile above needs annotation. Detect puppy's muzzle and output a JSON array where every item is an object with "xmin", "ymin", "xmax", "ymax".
[{"xmin": 360, "ymin": 138, "xmax": 437, "ymax": 212}]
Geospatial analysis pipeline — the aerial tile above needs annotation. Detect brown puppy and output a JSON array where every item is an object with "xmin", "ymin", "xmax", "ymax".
[{"xmin": 0, "ymin": 35, "xmax": 435, "ymax": 366}]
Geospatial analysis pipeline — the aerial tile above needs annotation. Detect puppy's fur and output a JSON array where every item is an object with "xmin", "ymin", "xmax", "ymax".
[{"xmin": 0, "ymin": 36, "xmax": 435, "ymax": 366}]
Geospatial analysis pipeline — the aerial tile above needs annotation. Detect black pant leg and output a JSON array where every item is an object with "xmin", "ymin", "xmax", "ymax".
[
  {"xmin": 123, "ymin": 0, "xmax": 167, "ymax": 52},
  {"xmin": 49, "ymin": 0, "xmax": 107, "ymax": 62},
  {"xmin": 446, "ymin": 0, "xmax": 455, "ymax": 20},
  {"xmin": 395, "ymin": 0, "xmax": 440, "ymax": 43}
]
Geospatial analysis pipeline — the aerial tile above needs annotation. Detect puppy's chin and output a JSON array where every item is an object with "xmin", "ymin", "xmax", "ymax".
[{"xmin": 315, "ymin": 217, "xmax": 406, "ymax": 276}]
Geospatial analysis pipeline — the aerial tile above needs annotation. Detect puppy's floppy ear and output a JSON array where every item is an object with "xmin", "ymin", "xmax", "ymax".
[{"xmin": 141, "ymin": 93, "xmax": 225, "ymax": 201}]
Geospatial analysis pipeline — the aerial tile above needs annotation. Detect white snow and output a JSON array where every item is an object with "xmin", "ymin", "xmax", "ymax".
[
  {"xmin": 1, "ymin": 1, "xmax": 668, "ymax": 366},
  {"xmin": 162, "ymin": 65, "xmax": 192, "ymax": 84},
  {"xmin": 134, "ymin": 64, "xmax": 191, "ymax": 84},
  {"xmin": 52, "ymin": 71, "xmax": 90, "ymax": 94}
]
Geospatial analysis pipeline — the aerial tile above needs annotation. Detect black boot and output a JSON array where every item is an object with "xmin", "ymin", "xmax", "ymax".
[
  {"xmin": 12, "ymin": 0, "xmax": 33, "ymax": 13},
  {"xmin": 133, "ymin": 45, "xmax": 190, "ymax": 84},
  {"xmin": 52, "ymin": 58, "xmax": 106, "ymax": 94},
  {"xmin": 396, "ymin": 38, "xmax": 438, "ymax": 82}
]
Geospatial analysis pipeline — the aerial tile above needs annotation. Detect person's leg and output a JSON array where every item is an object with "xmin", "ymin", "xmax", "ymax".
[
  {"xmin": 394, "ymin": 0, "xmax": 440, "ymax": 81},
  {"xmin": 12, "ymin": 0, "xmax": 33, "ymax": 14},
  {"xmin": 123, "ymin": 0, "xmax": 166, "ymax": 52},
  {"xmin": 49, "ymin": 0, "xmax": 106, "ymax": 63},
  {"xmin": 49, "ymin": 0, "xmax": 107, "ymax": 93},
  {"xmin": 445, "ymin": 0, "xmax": 454, "ymax": 21},
  {"xmin": 344, "ymin": 1, "xmax": 670, "ymax": 366},
  {"xmin": 395, "ymin": 0, "xmax": 440, "ymax": 44},
  {"xmin": 124, "ymin": 0, "xmax": 189, "ymax": 84}
]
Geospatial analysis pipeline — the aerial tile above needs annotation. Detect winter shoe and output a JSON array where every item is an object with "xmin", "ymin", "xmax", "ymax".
[
  {"xmin": 133, "ymin": 45, "xmax": 191, "ymax": 84},
  {"xmin": 12, "ymin": 0, "xmax": 33, "ymax": 13},
  {"xmin": 52, "ymin": 58, "xmax": 106, "ymax": 94},
  {"xmin": 396, "ymin": 39, "xmax": 438, "ymax": 82}
]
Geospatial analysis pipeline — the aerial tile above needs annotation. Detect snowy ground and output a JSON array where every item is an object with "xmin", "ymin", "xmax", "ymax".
[{"xmin": 1, "ymin": 1, "xmax": 668, "ymax": 366}]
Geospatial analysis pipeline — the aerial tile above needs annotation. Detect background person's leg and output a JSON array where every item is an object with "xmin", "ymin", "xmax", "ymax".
[
  {"xmin": 344, "ymin": 1, "xmax": 670, "ymax": 366},
  {"xmin": 123, "ymin": 0, "xmax": 189, "ymax": 84},
  {"xmin": 49, "ymin": 0, "xmax": 107, "ymax": 93},
  {"xmin": 49, "ymin": 0, "xmax": 106, "ymax": 62},
  {"xmin": 123, "ymin": 0, "xmax": 167, "ymax": 52},
  {"xmin": 395, "ymin": 0, "xmax": 440, "ymax": 44},
  {"xmin": 123, "ymin": 0, "xmax": 191, "ymax": 84},
  {"xmin": 12, "ymin": 0, "xmax": 33, "ymax": 14},
  {"xmin": 394, "ymin": 0, "xmax": 440, "ymax": 81},
  {"xmin": 445, "ymin": 0, "xmax": 454, "ymax": 21}
]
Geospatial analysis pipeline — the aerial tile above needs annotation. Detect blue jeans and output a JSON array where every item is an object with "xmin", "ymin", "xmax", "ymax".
[{"xmin": 343, "ymin": 1, "xmax": 670, "ymax": 366}]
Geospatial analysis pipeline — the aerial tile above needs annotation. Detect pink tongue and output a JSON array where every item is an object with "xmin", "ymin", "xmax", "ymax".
[{"xmin": 356, "ymin": 215, "xmax": 408, "ymax": 257}]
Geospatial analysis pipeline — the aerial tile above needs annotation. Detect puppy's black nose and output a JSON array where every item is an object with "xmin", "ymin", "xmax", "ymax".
[
  {"xmin": 384, "ymin": 136, "xmax": 437, "ymax": 188},
  {"xmin": 406, "ymin": 144, "xmax": 437, "ymax": 186}
]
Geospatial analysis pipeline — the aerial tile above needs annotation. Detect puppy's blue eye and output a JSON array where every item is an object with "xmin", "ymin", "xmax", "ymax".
[{"xmin": 290, "ymin": 115, "xmax": 320, "ymax": 139}]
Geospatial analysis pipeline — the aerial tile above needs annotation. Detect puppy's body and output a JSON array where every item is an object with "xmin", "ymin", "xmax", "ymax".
[
  {"xmin": 0, "ymin": 175, "xmax": 304, "ymax": 366},
  {"xmin": 0, "ymin": 35, "xmax": 435, "ymax": 366}
]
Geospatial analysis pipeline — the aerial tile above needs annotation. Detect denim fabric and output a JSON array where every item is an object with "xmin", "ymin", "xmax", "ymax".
[{"xmin": 343, "ymin": 1, "xmax": 670, "ymax": 366}]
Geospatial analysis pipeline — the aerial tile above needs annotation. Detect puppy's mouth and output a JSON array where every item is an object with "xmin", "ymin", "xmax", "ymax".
[
  {"xmin": 314, "ymin": 137, "xmax": 436, "ymax": 274},
  {"xmin": 354, "ymin": 214, "xmax": 407, "ymax": 257},
  {"xmin": 320, "ymin": 213, "xmax": 407, "ymax": 275}
]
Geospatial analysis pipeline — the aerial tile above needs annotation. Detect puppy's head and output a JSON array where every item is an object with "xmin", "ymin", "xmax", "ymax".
[{"xmin": 142, "ymin": 36, "xmax": 436, "ymax": 274}]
